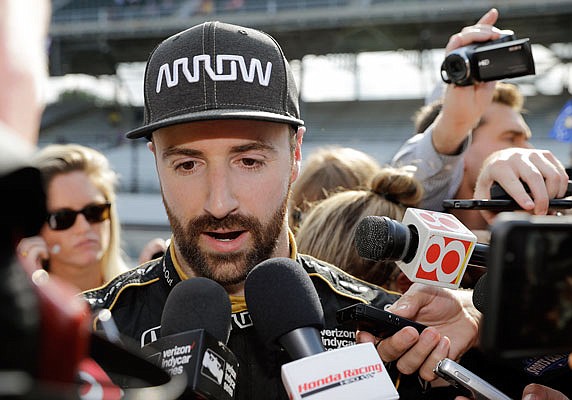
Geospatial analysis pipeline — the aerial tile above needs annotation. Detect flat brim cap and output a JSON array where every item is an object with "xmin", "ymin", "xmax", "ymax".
[{"xmin": 126, "ymin": 21, "xmax": 304, "ymax": 139}]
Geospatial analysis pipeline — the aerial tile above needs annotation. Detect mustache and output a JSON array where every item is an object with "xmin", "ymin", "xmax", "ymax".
[{"xmin": 188, "ymin": 213, "xmax": 261, "ymax": 232}]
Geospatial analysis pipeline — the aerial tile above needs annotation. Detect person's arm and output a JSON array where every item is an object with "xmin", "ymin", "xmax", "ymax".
[
  {"xmin": 391, "ymin": 127, "xmax": 467, "ymax": 211},
  {"xmin": 0, "ymin": 0, "xmax": 50, "ymax": 145},
  {"xmin": 473, "ymin": 148, "xmax": 569, "ymax": 225},
  {"xmin": 357, "ymin": 283, "xmax": 481, "ymax": 381},
  {"xmin": 431, "ymin": 7, "xmax": 501, "ymax": 155}
]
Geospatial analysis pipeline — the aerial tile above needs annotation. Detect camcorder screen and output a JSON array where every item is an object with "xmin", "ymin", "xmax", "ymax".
[
  {"xmin": 483, "ymin": 217, "xmax": 572, "ymax": 359},
  {"xmin": 474, "ymin": 42, "xmax": 533, "ymax": 81}
]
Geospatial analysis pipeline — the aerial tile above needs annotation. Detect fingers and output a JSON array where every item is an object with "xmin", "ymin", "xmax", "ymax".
[
  {"xmin": 522, "ymin": 383, "xmax": 570, "ymax": 400},
  {"xmin": 377, "ymin": 327, "xmax": 444, "ymax": 376},
  {"xmin": 391, "ymin": 327, "xmax": 442, "ymax": 377},
  {"xmin": 355, "ymin": 330, "xmax": 377, "ymax": 345},
  {"xmin": 17, "ymin": 236, "xmax": 49, "ymax": 270},
  {"xmin": 474, "ymin": 148, "xmax": 569, "ymax": 220},
  {"xmin": 475, "ymin": 7, "xmax": 499, "ymax": 25},
  {"xmin": 375, "ymin": 326, "xmax": 420, "ymax": 363},
  {"xmin": 419, "ymin": 336, "xmax": 450, "ymax": 381},
  {"xmin": 445, "ymin": 8, "xmax": 501, "ymax": 53}
]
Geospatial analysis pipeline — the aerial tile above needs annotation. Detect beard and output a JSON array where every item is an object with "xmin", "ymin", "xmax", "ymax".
[{"xmin": 164, "ymin": 198, "xmax": 288, "ymax": 288}]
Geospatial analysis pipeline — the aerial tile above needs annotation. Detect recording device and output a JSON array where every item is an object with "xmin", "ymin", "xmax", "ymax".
[
  {"xmin": 444, "ymin": 179, "xmax": 572, "ymax": 211},
  {"xmin": 434, "ymin": 358, "xmax": 512, "ymax": 400},
  {"xmin": 245, "ymin": 258, "xmax": 399, "ymax": 400},
  {"xmin": 354, "ymin": 208, "xmax": 487, "ymax": 289},
  {"xmin": 443, "ymin": 198, "xmax": 572, "ymax": 211},
  {"xmin": 143, "ymin": 277, "xmax": 239, "ymax": 400},
  {"xmin": 479, "ymin": 214, "xmax": 572, "ymax": 360},
  {"xmin": 336, "ymin": 303, "xmax": 427, "ymax": 338},
  {"xmin": 440, "ymin": 32, "xmax": 535, "ymax": 86}
]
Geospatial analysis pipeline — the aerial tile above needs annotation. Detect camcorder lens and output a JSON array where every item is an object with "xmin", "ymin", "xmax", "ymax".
[{"xmin": 444, "ymin": 54, "xmax": 469, "ymax": 83}]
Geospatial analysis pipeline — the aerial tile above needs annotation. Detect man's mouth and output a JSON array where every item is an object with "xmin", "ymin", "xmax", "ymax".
[{"xmin": 205, "ymin": 231, "xmax": 245, "ymax": 241}]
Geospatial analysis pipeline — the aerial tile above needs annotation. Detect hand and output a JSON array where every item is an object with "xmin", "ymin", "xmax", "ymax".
[
  {"xmin": 473, "ymin": 148, "xmax": 568, "ymax": 225},
  {"xmin": 17, "ymin": 236, "xmax": 50, "ymax": 271},
  {"xmin": 433, "ymin": 8, "xmax": 503, "ymax": 155},
  {"xmin": 456, "ymin": 383, "xmax": 570, "ymax": 400},
  {"xmin": 138, "ymin": 237, "xmax": 168, "ymax": 264},
  {"xmin": 357, "ymin": 284, "xmax": 481, "ymax": 381}
]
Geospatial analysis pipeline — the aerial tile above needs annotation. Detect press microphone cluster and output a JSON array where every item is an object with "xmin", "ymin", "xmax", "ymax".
[
  {"xmin": 245, "ymin": 258, "xmax": 398, "ymax": 400},
  {"xmin": 143, "ymin": 277, "xmax": 239, "ymax": 400},
  {"xmin": 354, "ymin": 208, "xmax": 489, "ymax": 289}
]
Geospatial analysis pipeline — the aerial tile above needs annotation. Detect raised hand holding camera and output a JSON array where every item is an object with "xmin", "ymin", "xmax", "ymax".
[{"xmin": 441, "ymin": 31, "xmax": 535, "ymax": 86}]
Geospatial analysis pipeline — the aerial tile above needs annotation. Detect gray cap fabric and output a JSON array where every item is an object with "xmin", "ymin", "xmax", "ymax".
[{"xmin": 126, "ymin": 21, "xmax": 304, "ymax": 139}]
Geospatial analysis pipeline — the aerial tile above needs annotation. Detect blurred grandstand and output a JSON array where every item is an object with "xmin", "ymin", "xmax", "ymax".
[{"xmin": 43, "ymin": 0, "xmax": 572, "ymax": 259}]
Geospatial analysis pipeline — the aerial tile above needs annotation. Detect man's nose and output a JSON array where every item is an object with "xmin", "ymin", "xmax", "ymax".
[{"xmin": 203, "ymin": 166, "xmax": 239, "ymax": 219}]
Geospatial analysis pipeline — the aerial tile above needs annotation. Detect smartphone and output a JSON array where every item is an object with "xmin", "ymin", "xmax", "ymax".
[
  {"xmin": 490, "ymin": 180, "xmax": 572, "ymax": 200},
  {"xmin": 336, "ymin": 303, "xmax": 427, "ymax": 338},
  {"xmin": 434, "ymin": 358, "xmax": 512, "ymax": 400},
  {"xmin": 442, "ymin": 198, "xmax": 572, "ymax": 211},
  {"xmin": 481, "ymin": 214, "xmax": 572, "ymax": 359}
]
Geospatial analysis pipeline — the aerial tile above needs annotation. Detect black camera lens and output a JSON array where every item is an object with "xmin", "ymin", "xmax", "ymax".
[{"xmin": 441, "ymin": 53, "xmax": 470, "ymax": 84}]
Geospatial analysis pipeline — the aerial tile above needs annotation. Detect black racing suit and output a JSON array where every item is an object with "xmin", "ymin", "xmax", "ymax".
[{"xmin": 83, "ymin": 247, "xmax": 433, "ymax": 399}]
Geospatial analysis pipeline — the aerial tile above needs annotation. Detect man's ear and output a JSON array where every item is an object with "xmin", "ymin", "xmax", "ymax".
[
  {"xmin": 291, "ymin": 126, "xmax": 305, "ymax": 183},
  {"xmin": 147, "ymin": 140, "xmax": 155, "ymax": 154}
]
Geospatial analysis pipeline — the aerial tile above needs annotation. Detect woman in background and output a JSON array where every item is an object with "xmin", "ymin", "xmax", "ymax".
[
  {"xmin": 288, "ymin": 146, "xmax": 381, "ymax": 232},
  {"xmin": 17, "ymin": 144, "xmax": 129, "ymax": 292},
  {"xmin": 296, "ymin": 166, "xmax": 423, "ymax": 292}
]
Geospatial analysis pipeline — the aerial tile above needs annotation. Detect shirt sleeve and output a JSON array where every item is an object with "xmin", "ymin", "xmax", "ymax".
[{"xmin": 391, "ymin": 125, "xmax": 469, "ymax": 211}]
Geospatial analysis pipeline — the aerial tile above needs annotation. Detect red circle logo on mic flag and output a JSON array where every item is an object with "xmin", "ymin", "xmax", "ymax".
[{"xmin": 416, "ymin": 236, "xmax": 473, "ymax": 284}]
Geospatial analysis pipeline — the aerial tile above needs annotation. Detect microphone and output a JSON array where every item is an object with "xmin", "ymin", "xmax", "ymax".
[
  {"xmin": 472, "ymin": 273, "xmax": 487, "ymax": 313},
  {"xmin": 143, "ymin": 277, "xmax": 239, "ymax": 400},
  {"xmin": 354, "ymin": 208, "xmax": 487, "ymax": 289},
  {"xmin": 245, "ymin": 258, "xmax": 398, "ymax": 400}
]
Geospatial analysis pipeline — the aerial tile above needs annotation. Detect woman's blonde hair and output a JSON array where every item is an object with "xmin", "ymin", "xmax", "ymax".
[
  {"xmin": 295, "ymin": 166, "xmax": 423, "ymax": 287},
  {"xmin": 289, "ymin": 146, "xmax": 380, "ymax": 231},
  {"xmin": 33, "ymin": 144, "xmax": 128, "ymax": 282}
]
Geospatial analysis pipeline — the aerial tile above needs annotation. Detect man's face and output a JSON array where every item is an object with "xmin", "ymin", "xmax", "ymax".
[
  {"xmin": 149, "ymin": 120, "xmax": 302, "ymax": 289},
  {"xmin": 464, "ymin": 102, "xmax": 532, "ymax": 188}
]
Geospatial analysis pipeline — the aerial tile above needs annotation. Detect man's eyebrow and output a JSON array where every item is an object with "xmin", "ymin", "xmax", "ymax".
[
  {"xmin": 229, "ymin": 141, "xmax": 277, "ymax": 154},
  {"xmin": 161, "ymin": 146, "xmax": 203, "ymax": 160}
]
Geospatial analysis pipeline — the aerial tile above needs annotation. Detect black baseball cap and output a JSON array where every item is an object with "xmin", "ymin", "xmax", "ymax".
[{"xmin": 126, "ymin": 21, "xmax": 304, "ymax": 139}]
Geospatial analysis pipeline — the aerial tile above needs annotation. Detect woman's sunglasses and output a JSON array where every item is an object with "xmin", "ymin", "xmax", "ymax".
[{"xmin": 46, "ymin": 202, "xmax": 111, "ymax": 231}]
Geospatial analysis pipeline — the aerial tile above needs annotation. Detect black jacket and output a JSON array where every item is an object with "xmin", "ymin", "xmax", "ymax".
[{"xmin": 83, "ymin": 248, "xmax": 403, "ymax": 399}]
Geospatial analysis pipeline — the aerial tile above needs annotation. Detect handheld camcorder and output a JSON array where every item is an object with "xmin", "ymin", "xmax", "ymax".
[{"xmin": 440, "ymin": 32, "xmax": 535, "ymax": 86}]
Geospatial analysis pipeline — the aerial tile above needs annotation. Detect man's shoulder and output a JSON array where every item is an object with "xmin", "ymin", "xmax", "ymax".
[
  {"xmin": 297, "ymin": 254, "xmax": 400, "ymax": 306},
  {"xmin": 82, "ymin": 259, "xmax": 164, "ymax": 310}
]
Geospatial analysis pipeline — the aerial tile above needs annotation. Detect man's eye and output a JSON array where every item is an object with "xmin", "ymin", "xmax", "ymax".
[
  {"xmin": 177, "ymin": 160, "xmax": 196, "ymax": 170},
  {"xmin": 241, "ymin": 158, "xmax": 260, "ymax": 167}
]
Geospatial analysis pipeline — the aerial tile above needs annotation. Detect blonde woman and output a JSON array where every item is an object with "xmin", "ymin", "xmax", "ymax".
[
  {"xmin": 17, "ymin": 144, "xmax": 129, "ymax": 292},
  {"xmin": 295, "ymin": 166, "xmax": 423, "ymax": 292}
]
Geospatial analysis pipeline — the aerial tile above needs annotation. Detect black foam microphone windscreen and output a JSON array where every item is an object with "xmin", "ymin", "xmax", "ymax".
[
  {"xmin": 472, "ymin": 273, "xmax": 487, "ymax": 313},
  {"xmin": 244, "ymin": 257, "xmax": 325, "ymax": 350},
  {"xmin": 160, "ymin": 277, "xmax": 232, "ymax": 343},
  {"xmin": 354, "ymin": 215, "xmax": 414, "ymax": 262}
]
